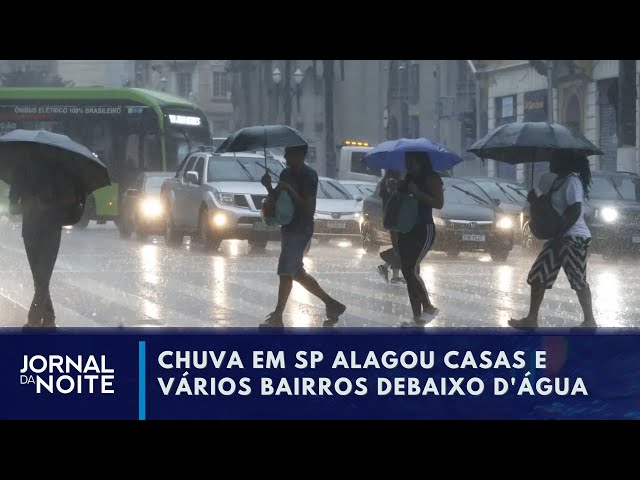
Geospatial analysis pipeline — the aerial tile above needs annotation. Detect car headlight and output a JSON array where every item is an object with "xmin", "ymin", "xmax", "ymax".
[
  {"xmin": 214, "ymin": 192, "xmax": 235, "ymax": 206},
  {"xmin": 496, "ymin": 216, "xmax": 514, "ymax": 229},
  {"xmin": 434, "ymin": 217, "xmax": 447, "ymax": 226},
  {"xmin": 212, "ymin": 213, "xmax": 227, "ymax": 227},
  {"xmin": 354, "ymin": 212, "xmax": 361, "ymax": 219},
  {"xmin": 600, "ymin": 207, "xmax": 619, "ymax": 223},
  {"xmin": 140, "ymin": 198, "xmax": 163, "ymax": 217}
]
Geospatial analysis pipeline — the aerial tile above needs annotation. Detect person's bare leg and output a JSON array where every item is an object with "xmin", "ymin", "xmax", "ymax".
[
  {"xmin": 295, "ymin": 272, "xmax": 336, "ymax": 305},
  {"xmin": 295, "ymin": 272, "xmax": 346, "ymax": 325},
  {"xmin": 509, "ymin": 282, "xmax": 546, "ymax": 328},
  {"xmin": 275, "ymin": 275, "xmax": 293, "ymax": 313},
  {"xmin": 575, "ymin": 285, "xmax": 596, "ymax": 327}
]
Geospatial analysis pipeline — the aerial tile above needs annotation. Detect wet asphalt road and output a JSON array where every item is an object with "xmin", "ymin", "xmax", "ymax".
[{"xmin": 0, "ymin": 219, "xmax": 638, "ymax": 328}]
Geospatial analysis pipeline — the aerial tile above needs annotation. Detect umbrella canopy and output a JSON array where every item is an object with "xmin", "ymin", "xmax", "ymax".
[
  {"xmin": 216, "ymin": 125, "xmax": 308, "ymax": 154},
  {"xmin": 363, "ymin": 138, "xmax": 464, "ymax": 172},
  {"xmin": 467, "ymin": 122, "xmax": 603, "ymax": 164},
  {"xmin": 0, "ymin": 129, "xmax": 110, "ymax": 194}
]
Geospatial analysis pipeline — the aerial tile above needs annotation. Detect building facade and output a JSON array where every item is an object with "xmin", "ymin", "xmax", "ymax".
[
  {"xmin": 229, "ymin": 60, "xmax": 479, "ymax": 177},
  {"xmin": 473, "ymin": 60, "xmax": 639, "ymax": 187}
]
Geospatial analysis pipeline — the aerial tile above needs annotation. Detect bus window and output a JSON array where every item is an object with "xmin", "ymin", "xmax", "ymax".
[
  {"xmin": 143, "ymin": 134, "xmax": 162, "ymax": 171},
  {"xmin": 126, "ymin": 134, "xmax": 141, "ymax": 171}
]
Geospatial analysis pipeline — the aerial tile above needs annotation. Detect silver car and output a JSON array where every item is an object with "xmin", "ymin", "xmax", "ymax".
[{"xmin": 161, "ymin": 151, "xmax": 285, "ymax": 251}]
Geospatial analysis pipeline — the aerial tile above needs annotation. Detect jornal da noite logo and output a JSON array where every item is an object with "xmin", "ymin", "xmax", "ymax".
[{"xmin": 20, "ymin": 355, "xmax": 115, "ymax": 394}]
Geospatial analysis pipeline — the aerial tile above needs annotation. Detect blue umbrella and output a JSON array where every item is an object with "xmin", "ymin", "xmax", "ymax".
[{"xmin": 363, "ymin": 138, "xmax": 464, "ymax": 172}]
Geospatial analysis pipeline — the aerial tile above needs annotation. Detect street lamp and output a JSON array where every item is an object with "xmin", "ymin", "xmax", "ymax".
[{"xmin": 272, "ymin": 64, "xmax": 304, "ymax": 125}]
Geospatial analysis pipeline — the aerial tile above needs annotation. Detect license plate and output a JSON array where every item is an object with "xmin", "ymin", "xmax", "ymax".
[
  {"xmin": 254, "ymin": 222, "xmax": 279, "ymax": 231},
  {"xmin": 632, "ymin": 235, "xmax": 640, "ymax": 243},
  {"xmin": 462, "ymin": 233, "xmax": 486, "ymax": 242},
  {"xmin": 327, "ymin": 221, "xmax": 346, "ymax": 229}
]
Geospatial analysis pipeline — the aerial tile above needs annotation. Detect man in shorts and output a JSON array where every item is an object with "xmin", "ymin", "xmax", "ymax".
[{"xmin": 260, "ymin": 144, "xmax": 346, "ymax": 328}]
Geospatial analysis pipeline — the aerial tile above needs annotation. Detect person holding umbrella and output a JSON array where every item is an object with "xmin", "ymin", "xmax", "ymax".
[
  {"xmin": 363, "ymin": 138, "xmax": 463, "ymax": 325},
  {"xmin": 468, "ymin": 121, "xmax": 601, "ymax": 328},
  {"xmin": 1, "ymin": 129, "xmax": 110, "ymax": 329},
  {"xmin": 509, "ymin": 155, "xmax": 596, "ymax": 329},
  {"xmin": 217, "ymin": 125, "xmax": 346, "ymax": 327},
  {"xmin": 396, "ymin": 152, "xmax": 444, "ymax": 326},
  {"xmin": 260, "ymin": 145, "xmax": 346, "ymax": 327},
  {"xmin": 9, "ymin": 151, "xmax": 81, "ymax": 328}
]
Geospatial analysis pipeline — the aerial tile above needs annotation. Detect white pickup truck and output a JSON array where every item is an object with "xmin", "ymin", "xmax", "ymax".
[{"xmin": 160, "ymin": 150, "xmax": 285, "ymax": 251}]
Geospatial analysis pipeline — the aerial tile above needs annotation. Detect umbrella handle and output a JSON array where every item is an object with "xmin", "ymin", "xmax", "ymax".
[{"xmin": 264, "ymin": 126, "xmax": 268, "ymax": 171}]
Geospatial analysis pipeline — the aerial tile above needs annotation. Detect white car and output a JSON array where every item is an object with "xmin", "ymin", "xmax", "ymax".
[
  {"xmin": 314, "ymin": 177, "xmax": 363, "ymax": 243},
  {"xmin": 339, "ymin": 180, "xmax": 378, "ymax": 203}
]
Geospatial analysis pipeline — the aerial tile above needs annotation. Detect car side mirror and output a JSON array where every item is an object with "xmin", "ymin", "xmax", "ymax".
[
  {"xmin": 356, "ymin": 196, "xmax": 363, "ymax": 202},
  {"xmin": 493, "ymin": 198, "xmax": 501, "ymax": 206},
  {"xmin": 185, "ymin": 171, "xmax": 199, "ymax": 184}
]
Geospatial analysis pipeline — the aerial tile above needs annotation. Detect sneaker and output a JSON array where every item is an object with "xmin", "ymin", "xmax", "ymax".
[
  {"xmin": 420, "ymin": 308, "xmax": 439, "ymax": 322},
  {"xmin": 390, "ymin": 277, "xmax": 406, "ymax": 285},
  {"xmin": 400, "ymin": 318, "xmax": 427, "ymax": 328},
  {"xmin": 259, "ymin": 311, "xmax": 285, "ymax": 329},
  {"xmin": 377, "ymin": 265, "xmax": 389, "ymax": 283},
  {"xmin": 324, "ymin": 301, "xmax": 346, "ymax": 327}
]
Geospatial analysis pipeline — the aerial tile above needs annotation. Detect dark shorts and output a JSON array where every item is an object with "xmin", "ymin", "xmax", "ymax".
[
  {"xmin": 527, "ymin": 236, "xmax": 591, "ymax": 290},
  {"xmin": 277, "ymin": 227, "xmax": 313, "ymax": 277}
]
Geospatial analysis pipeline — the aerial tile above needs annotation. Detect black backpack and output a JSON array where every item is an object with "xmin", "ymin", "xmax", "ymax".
[{"xmin": 529, "ymin": 177, "xmax": 567, "ymax": 240}]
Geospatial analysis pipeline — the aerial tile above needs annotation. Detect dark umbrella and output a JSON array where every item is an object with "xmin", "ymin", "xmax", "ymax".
[
  {"xmin": 216, "ymin": 124, "xmax": 308, "ymax": 169},
  {"xmin": 468, "ymin": 122, "xmax": 602, "ymax": 163},
  {"xmin": 0, "ymin": 129, "xmax": 110, "ymax": 194}
]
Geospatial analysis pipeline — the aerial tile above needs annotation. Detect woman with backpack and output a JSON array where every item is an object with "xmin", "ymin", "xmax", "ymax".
[
  {"xmin": 509, "ymin": 155, "xmax": 596, "ymax": 329},
  {"xmin": 396, "ymin": 151, "xmax": 444, "ymax": 327}
]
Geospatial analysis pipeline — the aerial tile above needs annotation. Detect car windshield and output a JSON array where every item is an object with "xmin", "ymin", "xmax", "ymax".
[
  {"xmin": 475, "ymin": 181, "xmax": 527, "ymax": 204},
  {"xmin": 144, "ymin": 176, "xmax": 171, "ymax": 193},
  {"xmin": 444, "ymin": 179, "xmax": 493, "ymax": 206},
  {"xmin": 590, "ymin": 175, "xmax": 640, "ymax": 201},
  {"xmin": 207, "ymin": 157, "xmax": 284, "ymax": 182},
  {"xmin": 317, "ymin": 180, "xmax": 354, "ymax": 200},
  {"xmin": 342, "ymin": 183, "xmax": 376, "ymax": 197}
]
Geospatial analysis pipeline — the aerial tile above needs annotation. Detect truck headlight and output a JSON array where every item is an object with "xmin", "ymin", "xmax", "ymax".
[
  {"xmin": 434, "ymin": 217, "xmax": 447, "ymax": 226},
  {"xmin": 140, "ymin": 198, "xmax": 163, "ymax": 217},
  {"xmin": 214, "ymin": 192, "xmax": 235, "ymax": 206},
  {"xmin": 600, "ymin": 207, "xmax": 618, "ymax": 223},
  {"xmin": 497, "ymin": 216, "xmax": 513, "ymax": 229},
  {"xmin": 212, "ymin": 213, "xmax": 227, "ymax": 227}
]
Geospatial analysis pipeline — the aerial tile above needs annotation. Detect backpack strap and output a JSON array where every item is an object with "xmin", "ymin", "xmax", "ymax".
[{"xmin": 547, "ymin": 175, "xmax": 568, "ymax": 195}]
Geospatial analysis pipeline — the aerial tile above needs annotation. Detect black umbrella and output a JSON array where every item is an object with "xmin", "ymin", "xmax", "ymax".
[
  {"xmin": 468, "ymin": 122, "xmax": 603, "ymax": 164},
  {"xmin": 216, "ymin": 124, "xmax": 308, "ymax": 169},
  {"xmin": 0, "ymin": 129, "xmax": 110, "ymax": 194}
]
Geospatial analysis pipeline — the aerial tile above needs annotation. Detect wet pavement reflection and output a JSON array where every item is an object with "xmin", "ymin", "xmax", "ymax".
[{"xmin": 0, "ymin": 219, "xmax": 637, "ymax": 328}]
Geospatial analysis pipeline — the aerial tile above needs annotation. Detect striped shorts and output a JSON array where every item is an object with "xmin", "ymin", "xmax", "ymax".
[{"xmin": 527, "ymin": 236, "xmax": 591, "ymax": 290}]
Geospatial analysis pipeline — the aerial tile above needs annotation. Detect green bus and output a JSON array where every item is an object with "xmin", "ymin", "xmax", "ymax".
[{"xmin": 0, "ymin": 87, "xmax": 212, "ymax": 226}]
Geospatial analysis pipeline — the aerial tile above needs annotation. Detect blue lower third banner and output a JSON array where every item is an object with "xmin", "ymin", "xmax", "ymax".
[{"xmin": 1, "ymin": 329, "xmax": 639, "ymax": 420}]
